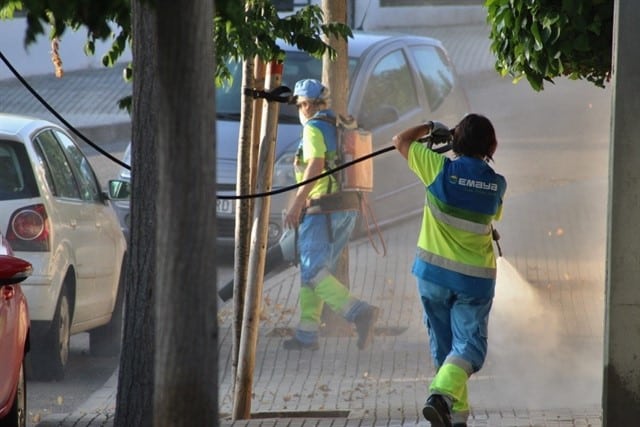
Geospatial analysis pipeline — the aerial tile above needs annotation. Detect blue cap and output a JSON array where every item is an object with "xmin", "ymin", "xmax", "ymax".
[{"xmin": 293, "ymin": 79, "xmax": 327, "ymax": 100}]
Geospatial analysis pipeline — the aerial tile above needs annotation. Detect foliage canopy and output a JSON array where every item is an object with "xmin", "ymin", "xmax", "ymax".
[{"xmin": 486, "ymin": 0, "xmax": 613, "ymax": 91}]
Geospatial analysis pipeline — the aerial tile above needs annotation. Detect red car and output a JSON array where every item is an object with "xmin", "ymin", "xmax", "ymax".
[{"xmin": 0, "ymin": 232, "xmax": 31, "ymax": 427}]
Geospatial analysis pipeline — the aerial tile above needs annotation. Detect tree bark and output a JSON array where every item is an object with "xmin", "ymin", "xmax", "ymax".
[
  {"xmin": 114, "ymin": 2, "xmax": 157, "ymax": 426},
  {"xmin": 232, "ymin": 60, "xmax": 283, "ymax": 420},
  {"xmin": 231, "ymin": 56, "xmax": 255, "ymax": 397},
  {"xmin": 321, "ymin": 0, "xmax": 352, "ymax": 336},
  {"xmin": 153, "ymin": 1, "xmax": 218, "ymax": 426}
]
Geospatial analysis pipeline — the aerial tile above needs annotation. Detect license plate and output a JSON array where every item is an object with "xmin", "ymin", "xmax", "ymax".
[{"xmin": 216, "ymin": 198, "xmax": 233, "ymax": 215}]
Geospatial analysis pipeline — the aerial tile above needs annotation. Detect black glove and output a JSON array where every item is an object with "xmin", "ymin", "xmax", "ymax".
[
  {"xmin": 423, "ymin": 121, "xmax": 453, "ymax": 150},
  {"xmin": 428, "ymin": 121, "xmax": 452, "ymax": 140}
]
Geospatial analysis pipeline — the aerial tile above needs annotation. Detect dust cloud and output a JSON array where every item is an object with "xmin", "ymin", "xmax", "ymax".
[{"xmin": 476, "ymin": 257, "xmax": 603, "ymax": 409}]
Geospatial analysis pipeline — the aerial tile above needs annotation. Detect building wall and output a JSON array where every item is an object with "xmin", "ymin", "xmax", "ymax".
[{"xmin": 351, "ymin": 0, "xmax": 486, "ymax": 30}]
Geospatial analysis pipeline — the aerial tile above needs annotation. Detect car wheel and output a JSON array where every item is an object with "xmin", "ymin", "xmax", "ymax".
[
  {"xmin": 90, "ymin": 257, "xmax": 125, "ymax": 357},
  {"xmin": 29, "ymin": 287, "xmax": 71, "ymax": 381},
  {"xmin": 0, "ymin": 360, "xmax": 26, "ymax": 427}
]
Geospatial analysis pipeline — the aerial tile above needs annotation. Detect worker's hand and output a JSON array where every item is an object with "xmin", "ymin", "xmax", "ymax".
[
  {"xmin": 283, "ymin": 199, "xmax": 305, "ymax": 229},
  {"xmin": 428, "ymin": 121, "xmax": 451, "ymax": 139}
]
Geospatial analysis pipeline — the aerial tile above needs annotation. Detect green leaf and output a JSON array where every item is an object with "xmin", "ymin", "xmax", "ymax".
[
  {"xmin": 0, "ymin": 1, "xmax": 22, "ymax": 19},
  {"xmin": 530, "ymin": 21, "xmax": 543, "ymax": 51},
  {"xmin": 525, "ymin": 71, "xmax": 543, "ymax": 91}
]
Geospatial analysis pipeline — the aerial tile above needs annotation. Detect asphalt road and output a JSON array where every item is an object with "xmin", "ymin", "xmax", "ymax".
[{"xmin": 26, "ymin": 334, "xmax": 119, "ymax": 426}]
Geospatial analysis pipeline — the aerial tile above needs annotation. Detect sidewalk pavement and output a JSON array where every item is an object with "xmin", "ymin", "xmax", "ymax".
[{"xmin": 0, "ymin": 22, "xmax": 605, "ymax": 427}]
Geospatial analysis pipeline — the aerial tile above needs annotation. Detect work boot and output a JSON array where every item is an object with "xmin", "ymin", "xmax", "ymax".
[
  {"xmin": 282, "ymin": 337, "xmax": 319, "ymax": 351},
  {"xmin": 452, "ymin": 423, "xmax": 467, "ymax": 427},
  {"xmin": 422, "ymin": 394, "xmax": 452, "ymax": 427},
  {"xmin": 354, "ymin": 304, "xmax": 380, "ymax": 350}
]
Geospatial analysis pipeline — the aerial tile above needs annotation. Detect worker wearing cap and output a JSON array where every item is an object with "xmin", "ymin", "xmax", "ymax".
[{"xmin": 282, "ymin": 78, "xmax": 379, "ymax": 351}]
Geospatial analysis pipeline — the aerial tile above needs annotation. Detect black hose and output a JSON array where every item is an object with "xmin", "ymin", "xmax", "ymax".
[
  {"xmin": 218, "ymin": 138, "xmax": 452, "ymax": 201},
  {"xmin": 0, "ymin": 51, "xmax": 452, "ymax": 200}
]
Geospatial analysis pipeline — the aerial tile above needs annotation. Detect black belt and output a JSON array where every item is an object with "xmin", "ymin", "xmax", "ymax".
[{"xmin": 305, "ymin": 191, "xmax": 361, "ymax": 214}]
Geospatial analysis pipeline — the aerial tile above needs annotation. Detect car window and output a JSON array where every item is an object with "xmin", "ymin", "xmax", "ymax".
[
  {"xmin": 410, "ymin": 45, "xmax": 455, "ymax": 111},
  {"xmin": 54, "ymin": 130, "xmax": 102, "ymax": 202},
  {"xmin": 33, "ymin": 130, "xmax": 81, "ymax": 199},
  {"xmin": 0, "ymin": 141, "xmax": 39, "ymax": 200},
  {"xmin": 216, "ymin": 61, "xmax": 243, "ymax": 116},
  {"xmin": 360, "ymin": 49, "xmax": 419, "ymax": 129}
]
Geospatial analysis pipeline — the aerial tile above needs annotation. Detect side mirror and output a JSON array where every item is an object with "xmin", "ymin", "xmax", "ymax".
[
  {"xmin": 109, "ymin": 179, "xmax": 131, "ymax": 200},
  {"xmin": 0, "ymin": 255, "xmax": 32, "ymax": 285}
]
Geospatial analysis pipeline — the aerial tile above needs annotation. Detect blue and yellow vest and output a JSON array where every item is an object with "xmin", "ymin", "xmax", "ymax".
[
  {"xmin": 294, "ymin": 110, "xmax": 339, "ymax": 198},
  {"xmin": 408, "ymin": 142, "xmax": 507, "ymax": 299}
]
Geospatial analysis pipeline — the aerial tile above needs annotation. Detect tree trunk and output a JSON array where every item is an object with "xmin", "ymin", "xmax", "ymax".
[
  {"xmin": 114, "ymin": 2, "xmax": 157, "ymax": 426},
  {"xmin": 231, "ymin": 55, "xmax": 255, "ymax": 397},
  {"xmin": 321, "ymin": 0, "xmax": 352, "ymax": 336},
  {"xmin": 232, "ymin": 60, "xmax": 284, "ymax": 420},
  {"xmin": 232, "ymin": 56, "xmax": 265, "ymax": 397},
  {"xmin": 322, "ymin": 0, "xmax": 349, "ymax": 116},
  {"xmin": 153, "ymin": 1, "xmax": 218, "ymax": 426}
]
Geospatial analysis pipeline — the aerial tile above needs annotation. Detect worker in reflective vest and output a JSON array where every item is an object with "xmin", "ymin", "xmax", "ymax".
[
  {"xmin": 393, "ymin": 114, "xmax": 506, "ymax": 427},
  {"xmin": 282, "ymin": 78, "xmax": 380, "ymax": 352}
]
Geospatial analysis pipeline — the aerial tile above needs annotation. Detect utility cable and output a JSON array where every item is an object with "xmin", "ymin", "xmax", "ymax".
[
  {"xmin": 218, "ymin": 137, "xmax": 452, "ymax": 200},
  {"xmin": 218, "ymin": 144, "xmax": 395, "ymax": 200},
  {"xmin": 0, "ymin": 50, "xmax": 130, "ymax": 170},
  {"xmin": 0, "ymin": 51, "xmax": 453, "ymax": 201}
]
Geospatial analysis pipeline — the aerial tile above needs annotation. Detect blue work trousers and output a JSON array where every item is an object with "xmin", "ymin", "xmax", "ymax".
[
  {"xmin": 417, "ymin": 278, "xmax": 493, "ymax": 373},
  {"xmin": 298, "ymin": 210, "xmax": 358, "ymax": 284}
]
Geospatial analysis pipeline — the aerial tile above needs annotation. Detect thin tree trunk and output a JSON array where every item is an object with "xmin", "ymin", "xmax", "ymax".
[
  {"xmin": 321, "ymin": 0, "xmax": 352, "ymax": 336},
  {"xmin": 154, "ymin": 1, "xmax": 218, "ymax": 426},
  {"xmin": 232, "ymin": 56, "xmax": 255, "ymax": 397},
  {"xmin": 233, "ymin": 60, "xmax": 283, "ymax": 420}
]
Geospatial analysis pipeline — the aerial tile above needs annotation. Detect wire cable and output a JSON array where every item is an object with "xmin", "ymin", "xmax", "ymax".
[
  {"xmin": 0, "ymin": 50, "xmax": 130, "ymax": 170},
  {"xmin": 218, "ymin": 137, "xmax": 452, "ymax": 200},
  {"xmin": 0, "ymin": 51, "xmax": 453, "ymax": 201},
  {"xmin": 218, "ymin": 144, "xmax": 395, "ymax": 200}
]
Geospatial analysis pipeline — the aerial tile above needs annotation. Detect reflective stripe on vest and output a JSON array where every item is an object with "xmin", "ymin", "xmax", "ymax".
[
  {"xmin": 417, "ymin": 247, "xmax": 496, "ymax": 279},
  {"xmin": 426, "ymin": 196, "xmax": 492, "ymax": 235}
]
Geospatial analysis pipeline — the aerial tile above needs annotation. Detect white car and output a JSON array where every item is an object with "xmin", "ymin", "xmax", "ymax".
[{"xmin": 0, "ymin": 113, "xmax": 126, "ymax": 381}]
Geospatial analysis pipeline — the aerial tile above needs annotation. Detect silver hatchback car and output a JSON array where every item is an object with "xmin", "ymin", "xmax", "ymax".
[{"xmin": 112, "ymin": 31, "xmax": 469, "ymax": 250}]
